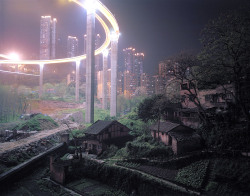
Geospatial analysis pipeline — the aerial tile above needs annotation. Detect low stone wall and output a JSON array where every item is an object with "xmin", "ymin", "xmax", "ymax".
[
  {"xmin": 0, "ymin": 132, "xmax": 62, "ymax": 163},
  {"xmin": 67, "ymin": 158, "xmax": 191, "ymax": 196},
  {"xmin": 0, "ymin": 143, "xmax": 67, "ymax": 190}
]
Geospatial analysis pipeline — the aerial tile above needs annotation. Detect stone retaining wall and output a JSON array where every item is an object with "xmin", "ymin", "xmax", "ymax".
[
  {"xmin": 0, "ymin": 132, "xmax": 62, "ymax": 163},
  {"xmin": 0, "ymin": 143, "xmax": 68, "ymax": 190}
]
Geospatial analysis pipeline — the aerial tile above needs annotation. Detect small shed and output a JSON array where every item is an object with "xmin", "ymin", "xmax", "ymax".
[
  {"xmin": 83, "ymin": 120, "xmax": 133, "ymax": 154},
  {"xmin": 150, "ymin": 121, "xmax": 201, "ymax": 155}
]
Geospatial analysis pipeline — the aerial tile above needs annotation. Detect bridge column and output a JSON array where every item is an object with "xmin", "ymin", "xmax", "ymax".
[
  {"xmin": 85, "ymin": 2, "xmax": 96, "ymax": 123},
  {"xmin": 102, "ymin": 50, "xmax": 109, "ymax": 110},
  {"xmin": 15, "ymin": 64, "xmax": 19, "ymax": 84},
  {"xmin": 110, "ymin": 33, "xmax": 119, "ymax": 117},
  {"xmin": 39, "ymin": 63, "xmax": 44, "ymax": 99},
  {"xmin": 75, "ymin": 61, "xmax": 80, "ymax": 102}
]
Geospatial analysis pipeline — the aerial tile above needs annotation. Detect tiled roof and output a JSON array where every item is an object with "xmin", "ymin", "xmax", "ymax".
[
  {"xmin": 150, "ymin": 121, "xmax": 199, "ymax": 142},
  {"xmin": 150, "ymin": 121, "xmax": 180, "ymax": 133},
  {"xmin": 84, "ymin": 120, "xmax": 115, "ymax": 135}
]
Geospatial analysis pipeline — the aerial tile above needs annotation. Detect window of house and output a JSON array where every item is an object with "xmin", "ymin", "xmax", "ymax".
[
  {"xmin": 181, "ymin": 83, "xmax": 188, "ymax": 90},
  {"xmin": 212, "ymin": 94, "xmax": 218, "ymax": 103},
  {"xmin": 205, "ymin": 94, "xmax": 212, "ymax": 102},
  {"xmin": 181, "ymin": 95, "xmax": 186, "ymax": 102},
  {"xmin": 89, "ymin": 144, "xmax": 91, "ymax": 148},
  {"xmin": 189, "ymin": 94, "xmax": 196, "ymax": 101},
  {"xmin": 226, "ymin": 93, "xmax": 233, "ymax": 99}
]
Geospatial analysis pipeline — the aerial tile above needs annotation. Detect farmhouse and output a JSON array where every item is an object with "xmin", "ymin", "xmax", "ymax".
[
  {"xmin": 83, "ymin": 120, "xmax": 133, "ymax": 154},
  {"xmin": 150, "ymin": 121, "xmax": 201, "ymax": 155}
]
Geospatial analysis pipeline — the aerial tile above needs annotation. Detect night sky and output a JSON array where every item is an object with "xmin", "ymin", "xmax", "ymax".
[{"xmin": 0, "ymin": 0, "xmax": 248, "ymax": 74}]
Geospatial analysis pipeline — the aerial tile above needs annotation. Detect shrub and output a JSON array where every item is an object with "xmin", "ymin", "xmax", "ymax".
[
  {"xmin": 206, "ymin": 181, "xmax": 218, "ymax": 192},
  {"xmin": 14, "ymin": 114, "xmax": 58, "ymax": 131},
  {"xmin": 175, "ymin": 160, "xmax": 209, "ymax": 189},
  {"xmin": 99, "ymin": 145, "xmax": 119, "ymax": 159},
  {"xmin": 70, "ymin": 129, "xmax": 85, "ymax": 139},
  {"xmin": 121, "ymin": 135, "xmax": 173, "ymax": 159}
]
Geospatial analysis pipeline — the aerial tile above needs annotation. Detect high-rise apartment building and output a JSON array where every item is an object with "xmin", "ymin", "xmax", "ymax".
[
  {"xmin": 124, "ymin": 71, "xmax": 138, "ymax": 98},
  {"xmin": 40, "ymin": 16, "xmax": 57, "ymax": 60},
  {"xmin": 67, "ymin": 36, "xmax": 78, "ymax": 57},
  {"xmin": 141, "ymin": 73, "xmax": 155, "ymax": 96},
  {"xmin": 134, "ymin": 53, "xmax": 144, "ymax": 86},
  {"xmin": 117, "ymin": 71, "xmax": 124, "ymax": 95},
  {"xmin": 51, "ymin": 18, "xmax": 57, "ymax": 59},
  {"xmin": 122, "ymin": 47, "xmax": 144, "ymax": 97},
  {"xmin": 159, "ymin": 60, "xmax": 177, "ymax": 80},
  {"xmin": 123, "ymin": 47, "xmax": 136, "ymax": 72},
  {"xmin": 154, "ymin": 75, "xmax": 166, "ymax": 95}
]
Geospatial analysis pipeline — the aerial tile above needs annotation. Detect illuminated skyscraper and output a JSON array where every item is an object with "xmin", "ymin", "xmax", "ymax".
[
  {"xmin": 123, "ymin": 47, "xmax": 135, "ymax": 72},
  {"xmin": 67, "ymin": 36, "xmax": 78, "ymax": 57},
  {"xmin": 122, "ymin": 47, "xmax": 144, "ymax": 97},
  {"xmin": 40, "ymin": 16, "xmax": 57, "ymax": 60},
  {"xmin": 154, "ymin": 75, "xmax": 166, "ymax": 95},
  {"xmin": 134, "ymin": 52, "xmax": 144, "ymax": 86},
  {"xmin": 124, "ymin": 71, "xmax": 137, "ymax": 98},
  {"xmin": 141, "ymin": 73, "xmax": 155, "ymax": 96},
  {"xmin": 51, "ymin": 18, "xmax": 57, "ymax": 59}
]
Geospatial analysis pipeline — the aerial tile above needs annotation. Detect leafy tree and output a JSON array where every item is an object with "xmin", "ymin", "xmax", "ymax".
[
  {"xmin": 199, "ymin": 9, "xmax": 250, "ymax": 123},
  {"xmin": 117, "ymin": 94, "xmax": 146, "ymax": 116},
  {"xmin": 137, "ymin": 95, "xmax": 181, "ymax": 138},
  {"xmin": 165, "ymin": 78, "xmax": 181, "ymax": 103},
  {"xmin": 137, "ymin": 95, "xmax": 163, "ymax": 123},
  {"xmin": 164, "ymin": 53, "xmax": 210, "ymax": 125}
]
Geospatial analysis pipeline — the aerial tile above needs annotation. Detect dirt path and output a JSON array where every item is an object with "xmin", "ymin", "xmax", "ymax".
[
  {"xmin": 0, "ymin": 122, "xmax": 78, "ymax": 154},
  {"xmin": 29, "ymin": 100, "xmax": 84, "ymax": 115}
]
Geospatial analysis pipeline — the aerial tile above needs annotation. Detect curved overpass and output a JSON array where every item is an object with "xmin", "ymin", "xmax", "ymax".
[{"xmin": 0, "ymin": 0, "xmax": 119, "ymax": 65}]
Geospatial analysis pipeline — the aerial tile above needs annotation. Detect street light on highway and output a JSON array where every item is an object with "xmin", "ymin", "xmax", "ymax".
[
  {"xmin": 84, "ymin": 0, "xmax": 97, "ymax": 13},
  {"xmin": 8, "ymin": 52, "xmax": 20, "ymax": 60}
]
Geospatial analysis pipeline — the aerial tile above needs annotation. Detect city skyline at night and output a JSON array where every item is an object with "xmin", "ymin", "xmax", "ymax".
[{"xmin": 0, "ymin": 0, "xmax": 248, "ymax": 74}]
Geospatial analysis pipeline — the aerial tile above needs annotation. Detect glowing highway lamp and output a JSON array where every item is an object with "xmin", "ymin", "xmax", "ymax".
[
  {"xmin": 7, "ymin": 52, "xmax": 21, "ymax": 84},
  {"xmin": 0, "ymin": 0, "xmax": 120, "ymax": 118},
  {"xmin": 110, "ymin": 31, "xmax": 120, "ymax": 42},
  {"xmin": 84, "ymin": 0, "xmax": 97, "ymax": 13},
  {"xmin": 8, "ymin": 52, "xmax": 20, "ymax": 60},
  {"xmin": 102, "ymin": 49, "xmax": 109, "ymax": 57}
]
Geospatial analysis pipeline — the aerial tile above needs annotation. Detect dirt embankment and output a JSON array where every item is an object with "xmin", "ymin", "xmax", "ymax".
[
  {"xmin": 29, "ymin": 100, "xmax": 84, "ymax": 116},
  {"xmin": 0, "ymin": 122, "xmax": 78, "ymax": 155}
]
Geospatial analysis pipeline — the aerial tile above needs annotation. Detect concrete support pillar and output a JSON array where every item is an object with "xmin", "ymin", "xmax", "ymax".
[
  {"xmin": 85, "ymin": 8, "xmax": 95, "ymax": 123},
  {"xmin": 39, "ymin": 63, "xmax": 44, "ymax": 99},
  {"xmin": 110, "ymin": 35, "xmax": 119, "ymax": 117},
  {"xmin": 102, "ymin": 50, "xmax": 109, "ymax": 110},
  {"xmin": 75, "ymin": 61, "xmax": 80, "ymax": 102},
  {"xmin": 15, "ymin": 64, "xmax": 19, "ymax": 85}
]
